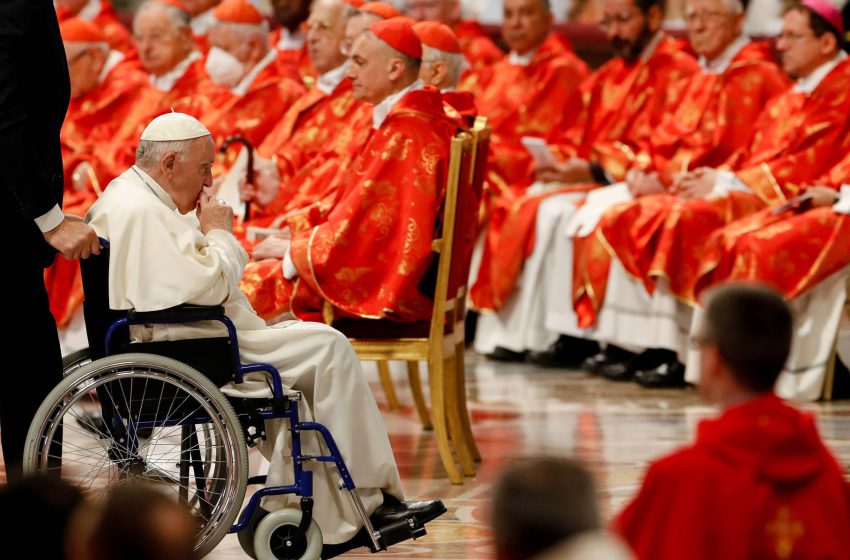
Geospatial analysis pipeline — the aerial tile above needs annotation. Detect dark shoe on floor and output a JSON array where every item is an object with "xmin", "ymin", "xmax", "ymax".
[
  {"xmin": 635, "ymin": 358, "xmax": 686, "ymax": 388},
  {"xmin": 370, "ymin": 493, "xmax": 447, "ymax": 527},
  {"xmin": 527, "ymin": 335, "xmax": 600, "ymax": 368},
  {"xmin": 582, "ymin": 344, "xmax": 638, "ymax": 375},
  {"xmin": 598, "ymin": 347, "xmax": 674, "ymax": 382},
  {"xmin": 485, "ymin": 346, "xmax": 526, "ymax": 362},
  {"xmin": 321, "ymin": 494, "xmax": 446, "ymax": 559}
]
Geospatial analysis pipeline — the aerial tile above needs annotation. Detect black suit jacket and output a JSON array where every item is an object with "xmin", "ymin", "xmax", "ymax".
[{"xmin": 0, "ymin": 0, "xmax": 70, "ymax": 267}]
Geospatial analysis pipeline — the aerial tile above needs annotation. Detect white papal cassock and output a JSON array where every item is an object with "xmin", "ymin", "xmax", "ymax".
[{"xmin": 86, "ymin": 166, "xmax": 404, "ymax": 544}]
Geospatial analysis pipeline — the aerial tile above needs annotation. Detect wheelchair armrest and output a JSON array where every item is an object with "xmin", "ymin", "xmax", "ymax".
[{"xmin": 127, "ymin": 304, "xmax": 226, "ymax": 323}]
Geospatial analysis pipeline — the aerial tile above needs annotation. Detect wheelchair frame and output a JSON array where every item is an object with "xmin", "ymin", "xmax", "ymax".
[{"xmin": 26, "ymin": 239, "xmax": 391, "ymax": 558}]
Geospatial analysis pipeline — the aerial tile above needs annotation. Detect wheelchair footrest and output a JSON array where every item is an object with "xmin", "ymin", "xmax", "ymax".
[{"xmin": 372, "ymin": 517, "xmax": 427, "ymax": 551}]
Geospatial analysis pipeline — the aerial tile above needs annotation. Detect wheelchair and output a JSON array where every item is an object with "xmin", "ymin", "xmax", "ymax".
[{"xmin": 25, "ymin": 240, "xmax": 431, "ymax": 559}]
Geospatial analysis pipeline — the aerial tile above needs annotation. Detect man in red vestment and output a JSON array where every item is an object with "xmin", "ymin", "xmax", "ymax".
[
  {"xmin": 230, "ymin": 0, "xmax": 374, "ymax": 227},
  {"xmin": 132, "ymin": 0, "xmax": 233, "ymax": 123},
  {"xmin": 202, "ymin": 0, "xmax": 305, "ymax": 146},
  {"xmin": 687, "ymin": 147, "xmax": 850, "ymax": 402},
  {"xmin": 616, "ymin": 283, "xmax": 850, "ymax": 560},
  {"xmin": 594, "ymin": 0, "xmax": 850, "ymax": 386},
  {"xmin": 239, "ymin": 18, "xmax": 460, "ymax": 322},
  {"xmin": 55, "ymin": 0, "xmax": 137, "ymax": 59},
  {"xmin": 475, "ymin": 0, "xmax": 588, "ymax": 195},
  {"xmin": 471, "ymin": 0, "xmax": 698, "ymax": 363}
]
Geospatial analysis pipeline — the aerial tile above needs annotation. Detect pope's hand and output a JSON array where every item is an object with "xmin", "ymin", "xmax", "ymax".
[
  {"xmin": 198, "ymin": 188, "xmax": 235, "ymax": 234},
  {"xmin": 44, "ymin": 217, "xmax": 100, "ymax": 260}
]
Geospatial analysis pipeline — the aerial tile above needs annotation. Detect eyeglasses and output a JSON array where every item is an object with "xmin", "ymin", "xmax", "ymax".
[
  {"xmin": 305, "ymin": 19, "xmax": 332, "ymax": 33},
  {"xmin": 599, "ymin": 10, "xmax": 640, "ymax": 29},
  {"xmin": 684, "ymin": 10, "xmax": 731, "ymax": 24},
  {"xmin": 778, "ymin": 30, "xmax": 816, "ymax": 42}
]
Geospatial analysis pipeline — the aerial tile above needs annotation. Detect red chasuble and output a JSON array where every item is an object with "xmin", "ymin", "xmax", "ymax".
[
  {"xmin": 695, "ymin": 147, "xmax": 850, "ymax": 300},
  {"xmin": 599, "ymin": 57, "xmax": 850, "ymax": 306},
  {"xmin": 470, "ymin": 35, "xmax": 699, "ymax": 311},
  {"xmin": 616, "ymin": 394, "xmax": 850, "ymax": 560},
  {"xmin": 57, "ymin": 1, "xmax": 138, "ymax": 59},
  {"xmin": 239, "ymin": 87, "xmax": 458, "ymax": 322},
  {"xmin": 572, "ymin": 41, "xmax": 789, "ymax": 326},
  {"xmin": 270, "ymin": 27, "xmax": 316, "ymax": 80}
]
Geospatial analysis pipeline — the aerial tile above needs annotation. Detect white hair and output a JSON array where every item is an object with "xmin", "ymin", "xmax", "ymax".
[
  {"xmin": 134, "ymin": 1, "xmax": 191, "ymax": 33},
  {"xmin": 135, "ymin": 138, "xmax": 198, "ymax": 168},
  {"xmin": 422, "ymin": 45, "xmax": 463, "ymax": 87}
]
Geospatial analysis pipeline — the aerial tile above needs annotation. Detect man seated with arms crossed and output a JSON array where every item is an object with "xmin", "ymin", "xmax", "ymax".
[
  {"xmin": 616, "ymin": 283, "xmax": 850, "ymax": 559},
  {"xmin": 85, "ymin": 112, "xmax": 445, "ymax": 557}
]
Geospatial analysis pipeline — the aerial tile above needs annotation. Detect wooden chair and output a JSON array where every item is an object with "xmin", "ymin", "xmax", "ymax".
[{"xmin": 323, "ymin": 118, "xmax": 490, "ymax": 484}]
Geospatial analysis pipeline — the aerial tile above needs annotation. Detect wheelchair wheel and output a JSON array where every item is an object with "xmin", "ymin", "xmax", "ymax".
[
  {"xmin": 25, "ymin": 353, "xmax": 248, "ymax": 558},
  {"xmin": 253, "ymin": 509, "xmax": 323, "ymax": 560},
  {"xmin": 62, "ymin": 347, "xmax": 91, "ymax": 376}
]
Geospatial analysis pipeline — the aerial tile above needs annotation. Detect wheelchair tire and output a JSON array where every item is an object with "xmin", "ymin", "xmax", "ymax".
[
  {"xmin": 62, "ymin": 347, "xmax": 91, "ymax": 376},
  {"xmin": 25, "ymin": 353, "xmax": 249, "ymax": 558},
  {"xmin": 253, "ymin": 508, "xmax": 323, "ymax": 560}
]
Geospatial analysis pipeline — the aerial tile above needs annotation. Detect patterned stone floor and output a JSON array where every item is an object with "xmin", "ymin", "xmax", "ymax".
[{"xmin": 204, "ymin": 353, "xmax": 850, "ymax": 559}]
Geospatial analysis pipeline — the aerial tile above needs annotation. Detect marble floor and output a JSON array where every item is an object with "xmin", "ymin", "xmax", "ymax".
[{"xmin": 202, "ymin": 352, "xmax": 850, "ymax": 559}]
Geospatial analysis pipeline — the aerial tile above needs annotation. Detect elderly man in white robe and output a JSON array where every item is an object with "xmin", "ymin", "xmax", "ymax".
[{"xmin": 84, "ymin": 112, "xmax": 445, "ymax": 553}]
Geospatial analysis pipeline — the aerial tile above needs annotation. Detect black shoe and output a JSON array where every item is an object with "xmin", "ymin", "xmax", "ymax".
[
  {"xmin": 598, "ymin": 347, "xmax": 673, "ymax": 382},
  {"xmin": 321, "ymin": 494, "xmax": 446, "ymax": 559},
  {"xmin": 486, "ymin": 346, "xmax": 526, "ymax": 362},
  {"xmin": 370, "ymin": 492, "xmax": 446, "ymax": 527},
  {"xmin": 582, "ymin": 344, "xmax": 638, "ymax": 375},
  {"xmin": 527, "ymin": 335, "xmax": 600, "ymax": 368},
  {"xmin": 635, "ymin": 358, "xmax": 686, "ymax": 388}
]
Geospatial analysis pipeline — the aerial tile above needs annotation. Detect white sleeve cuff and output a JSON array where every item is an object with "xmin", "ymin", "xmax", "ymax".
[
  {"xmin": 35, "ymin": 205, "xmax": 65, "ymax": 233},
  {"xmin": 833, "ymin": 185, "xmax": 850, "ymax": 214},
  {"xmin": 709, "ymin": 170, "xmax": 752, "ymax": 199},
  {"xmin": 282, "ymin": 246, "xmax": 298, "ymax": 280}
]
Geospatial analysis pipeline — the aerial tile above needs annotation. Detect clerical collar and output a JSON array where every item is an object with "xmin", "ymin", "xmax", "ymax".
[
  {"xmin": 372, "ymin": 79, "xmax": 424, "ymax": 129},
  {"xmin": 149, "ymin": 51, "xmax": 202, "ymax": 92},
  {"xmin": 78, "ymin": 0, "xmax": 101, "ymax": 21},
  {"xmin": 233, "ymin": 49, "xmax": 278, "ymax": 95},
  {"xmin": 276, "ymin": 28, "xmax": 306, "ymax": 51},
  {"xmin": 316, "ymin": 61, "xmax": 349, "ymax": 95},
  {"xmin": 639, "ymin": 31, "xmax": 664, "ymax": 62},
  {"xmin": 191, "ymin": 8, "xmax": 216, "ymax": 36},
  {"xmin": 508, "ymin": 47, "xmax": 537, "ymax": 66},
  {"xmin": 131, "ymin": 166, "xmax": 178, "ymax": 212},
  {"xmin": 98, "ymin": 50, "xmax": 125, "ymax": 85},
  {"xmin": 794, "ymin": 51, "xmax": 847, "ymax": 94},
  {"xmin": 700, "ymin": 34, "xmax": 749, "ymax": 74}
]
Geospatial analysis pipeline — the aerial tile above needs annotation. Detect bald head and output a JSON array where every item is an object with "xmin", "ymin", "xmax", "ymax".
[{"xmin": 134, "ymin": 2, "xmax": 195, "ymax": 76}]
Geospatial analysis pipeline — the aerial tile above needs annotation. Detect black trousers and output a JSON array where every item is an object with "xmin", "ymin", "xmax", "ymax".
[{"xmin": 1, "ymin": 238, "xmax": 63, "ymax": 481}]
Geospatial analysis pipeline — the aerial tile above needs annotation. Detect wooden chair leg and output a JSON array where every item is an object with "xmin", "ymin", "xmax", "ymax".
[
  {"xmin": 428, "ymin": 352, "xmax": 462, "ymax": 484},
  {"xmin": 377, "ymin": 361, "xmax": 400, "ymax": 410},
  {"xmin": 455, "ymin": 341, "xmax": 481, "ymax": 462},
  {"xmin": 444, "ymin": 352, "xmax": 476, "ymax": 477},
  {"xmin": 406, "ymin": 361, "xmax": 432, "ymax": 430}
]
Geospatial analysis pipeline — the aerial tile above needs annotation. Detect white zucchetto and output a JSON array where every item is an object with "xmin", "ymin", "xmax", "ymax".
[{"xmin": 140, "ymin": 112, "xmax": 211, "ymax": 142}]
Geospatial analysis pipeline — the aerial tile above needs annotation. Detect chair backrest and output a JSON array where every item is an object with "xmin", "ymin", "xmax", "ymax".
[
  {"xmin": 79, "ymin": 243, "xmax": 128, "ymax": 360},
  {"xmin": 429, "ymin": 118, "xmax": 491, "ymax": 346}
]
